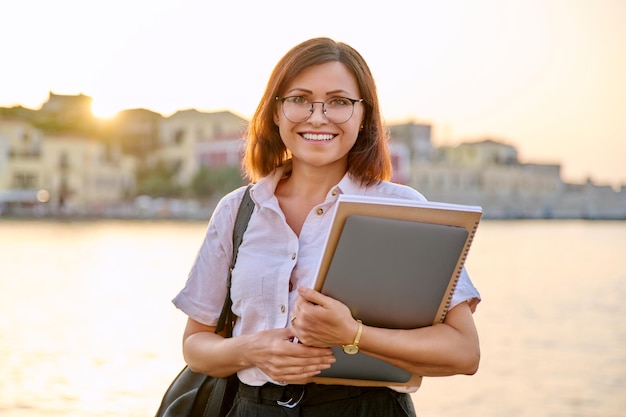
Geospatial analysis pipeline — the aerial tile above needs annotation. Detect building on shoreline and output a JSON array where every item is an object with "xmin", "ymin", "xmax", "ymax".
[
  {"xmin": 0, "ymin": 118, "xmax": 136, "ymax": 215},
  {"xmin": 1, "ymin": 94, "xmax": 624, "ymax": 219},
  {"xmin": 152, "ymin": 108, "xmax": 248, "ymax": 187},
  {"xmin": 390, "ymin": 124, "xmax": 625, "ymax": 219}
]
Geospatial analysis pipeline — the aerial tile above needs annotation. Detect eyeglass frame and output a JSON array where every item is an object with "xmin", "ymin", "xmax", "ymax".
[{"xmin": 275, "ymin": 96, "xmax": 364, "ymax": 124}]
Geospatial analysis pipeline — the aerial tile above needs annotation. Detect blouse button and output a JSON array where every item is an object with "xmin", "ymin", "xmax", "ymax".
[
  {"xmin": 316, "ymin": 208, "xmax": 324, "ymax": 215},
  {"xmin": 291, "ymin": 253, "xmax": 296, "ymax": 260},
  {"xmin": 331, "ymin": 189, "xmax": 338, "ymax": 196},
  {"xmin": 280, "ymin": 305, "xmax": 286, "ymax": 313}
]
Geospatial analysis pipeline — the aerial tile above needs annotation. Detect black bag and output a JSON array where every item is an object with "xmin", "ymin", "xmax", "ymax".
[{"xmin": 155, "ymin": 186, "xmax": 255, "ymax": 417}]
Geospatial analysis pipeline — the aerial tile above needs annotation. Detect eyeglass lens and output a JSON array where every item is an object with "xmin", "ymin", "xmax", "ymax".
[{"xmin": 281, "ymin": 98, "xmax": 358, "ymax": 124}]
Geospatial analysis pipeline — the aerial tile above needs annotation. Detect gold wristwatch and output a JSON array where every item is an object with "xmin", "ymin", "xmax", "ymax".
[{"xmin": 342, "ymin": 319, "xmax": 363, "ymax": 354}]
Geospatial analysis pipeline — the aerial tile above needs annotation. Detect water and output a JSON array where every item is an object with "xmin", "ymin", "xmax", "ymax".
[{"xmin": 0, "ymin": 219, "xmax": 624, "ymax": 417}]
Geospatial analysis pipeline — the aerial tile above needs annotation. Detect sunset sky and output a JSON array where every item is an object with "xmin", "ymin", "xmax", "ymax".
[{"xmin": 2, "ymin": 0, "xmax": 625, "ymax": 186}]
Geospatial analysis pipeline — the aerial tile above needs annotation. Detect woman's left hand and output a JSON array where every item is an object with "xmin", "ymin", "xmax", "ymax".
[
  {"xmin": 291, "ymin": 286, "xmax": 359, "ymax": 348},
  {"xmin": 292, "ymin": 286, "xmax": 480, "ymax": 377}
]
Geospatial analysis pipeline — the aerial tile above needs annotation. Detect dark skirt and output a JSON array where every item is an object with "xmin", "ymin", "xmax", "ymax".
[{"xmin": 228, "ymin": 381, "xmax": 416, "ymax": 417}]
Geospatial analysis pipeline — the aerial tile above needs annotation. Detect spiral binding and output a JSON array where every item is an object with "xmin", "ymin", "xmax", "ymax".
[{"xmin": 439, "ymin": 220, "xmax": 480, "ymax": 322}]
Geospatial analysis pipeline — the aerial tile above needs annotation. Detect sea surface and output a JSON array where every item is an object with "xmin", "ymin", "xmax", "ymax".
[{"xmin": 0, "ymin": 219, "xmax": 624, "ymax": 417}]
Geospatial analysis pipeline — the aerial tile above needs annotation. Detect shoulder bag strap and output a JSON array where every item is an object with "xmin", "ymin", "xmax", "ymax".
[{"xmin": 215, "ymin": 184, "xmax": 255, "ymax": 336}]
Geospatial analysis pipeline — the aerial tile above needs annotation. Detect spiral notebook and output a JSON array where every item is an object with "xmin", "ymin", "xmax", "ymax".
[{"xmin": 308, "ymin": 194, "xmax": 482, "ymax": 387}]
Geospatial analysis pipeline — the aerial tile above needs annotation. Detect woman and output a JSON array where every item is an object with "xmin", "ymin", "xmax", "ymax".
[{"xmin": 173, "ymin": 37, "xmax": 481, "ymax": 416}]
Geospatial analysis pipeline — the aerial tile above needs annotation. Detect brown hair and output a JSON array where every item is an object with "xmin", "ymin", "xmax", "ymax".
[{"xmin": 243, "ymin": 37, "xmax": 392, "ymax": 184}]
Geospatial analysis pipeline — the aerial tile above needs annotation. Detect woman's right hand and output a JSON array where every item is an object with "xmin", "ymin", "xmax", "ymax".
[
  {"xmin": 182, "ymin": 318, "xmax": 335, "ymax": 382},
  {"xmin": 245, "ymin": 327, "xmax": 336, "ymax": 383}
]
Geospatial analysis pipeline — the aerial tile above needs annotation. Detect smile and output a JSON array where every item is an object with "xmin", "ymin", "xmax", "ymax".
[{"xmin": 301, "ymin": 133, "xmax": 335, "ymax": 141}]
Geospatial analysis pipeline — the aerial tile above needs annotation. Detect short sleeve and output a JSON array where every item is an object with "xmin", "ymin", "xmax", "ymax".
[{"xmin": 449, "ymin": 267, "xmax": 480, "ymax": 313}]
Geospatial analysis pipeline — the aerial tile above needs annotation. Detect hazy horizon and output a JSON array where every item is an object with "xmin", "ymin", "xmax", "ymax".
[{"xmin": 2, "ymin": 0, "xmax": 625, "ymax": 187}]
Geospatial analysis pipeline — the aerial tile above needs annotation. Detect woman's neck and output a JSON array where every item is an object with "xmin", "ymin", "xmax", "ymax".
[
  {"xmin": 274, "ymin": 161, "xmax": 347, "ymax": 236},
  {"xmin": 277, "ymin": 162, "xmax": 346, "ymax": 202}
]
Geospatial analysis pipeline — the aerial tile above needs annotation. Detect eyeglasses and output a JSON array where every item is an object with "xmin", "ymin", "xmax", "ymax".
[{"xmin": 275, "ymin": 96, "xmax": 364, "ymax": 124}]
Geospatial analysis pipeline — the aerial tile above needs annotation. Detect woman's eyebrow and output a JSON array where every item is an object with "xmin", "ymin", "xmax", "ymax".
[
  {"xmin": 284, "ymin": 88, "xmax": 354, "ymax": 96},
  {"xmin": 326, "ymin": 89, "xmax": 354, "ymax": 96},
  {"xmin": 284, "ymin": 88, "xmax": 313, "ymax": 95}
]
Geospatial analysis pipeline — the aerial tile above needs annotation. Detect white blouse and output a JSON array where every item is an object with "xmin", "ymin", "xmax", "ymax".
[{"xmin": 173, "ymin": 166, "xmax": 481, "ymax": 387}]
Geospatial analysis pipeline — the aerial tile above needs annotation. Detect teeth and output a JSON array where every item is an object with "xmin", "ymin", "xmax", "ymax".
[{"xmin": 302, "ymin": 133, "xmax": 334, "ymax": 141}]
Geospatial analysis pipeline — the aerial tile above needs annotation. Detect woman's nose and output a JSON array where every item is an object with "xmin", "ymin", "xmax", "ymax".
[{"xmin": 308, "ymin": 102, "xmax": 328, "ymax": 124}]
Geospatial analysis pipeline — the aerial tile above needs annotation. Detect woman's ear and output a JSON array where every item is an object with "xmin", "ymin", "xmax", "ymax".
[{"xmin": 274, "ymin": 111, "xmax": 280, "ymax": 125}]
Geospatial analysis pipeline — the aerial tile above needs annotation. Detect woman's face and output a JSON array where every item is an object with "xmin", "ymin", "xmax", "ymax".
[{"xmin": 274, "ymin": 61, "xmax": 364, "ymax": 173}]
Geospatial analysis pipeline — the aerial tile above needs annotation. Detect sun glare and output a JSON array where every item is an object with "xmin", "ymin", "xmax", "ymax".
[{"xmin": 91, "ymin": 101, "xmax": 122, "ymax": 119}]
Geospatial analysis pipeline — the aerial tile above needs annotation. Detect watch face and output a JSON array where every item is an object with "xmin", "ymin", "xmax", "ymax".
[{"xmin": 343, "ymin": 345, "xmax": 359, "ymax": 355}]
